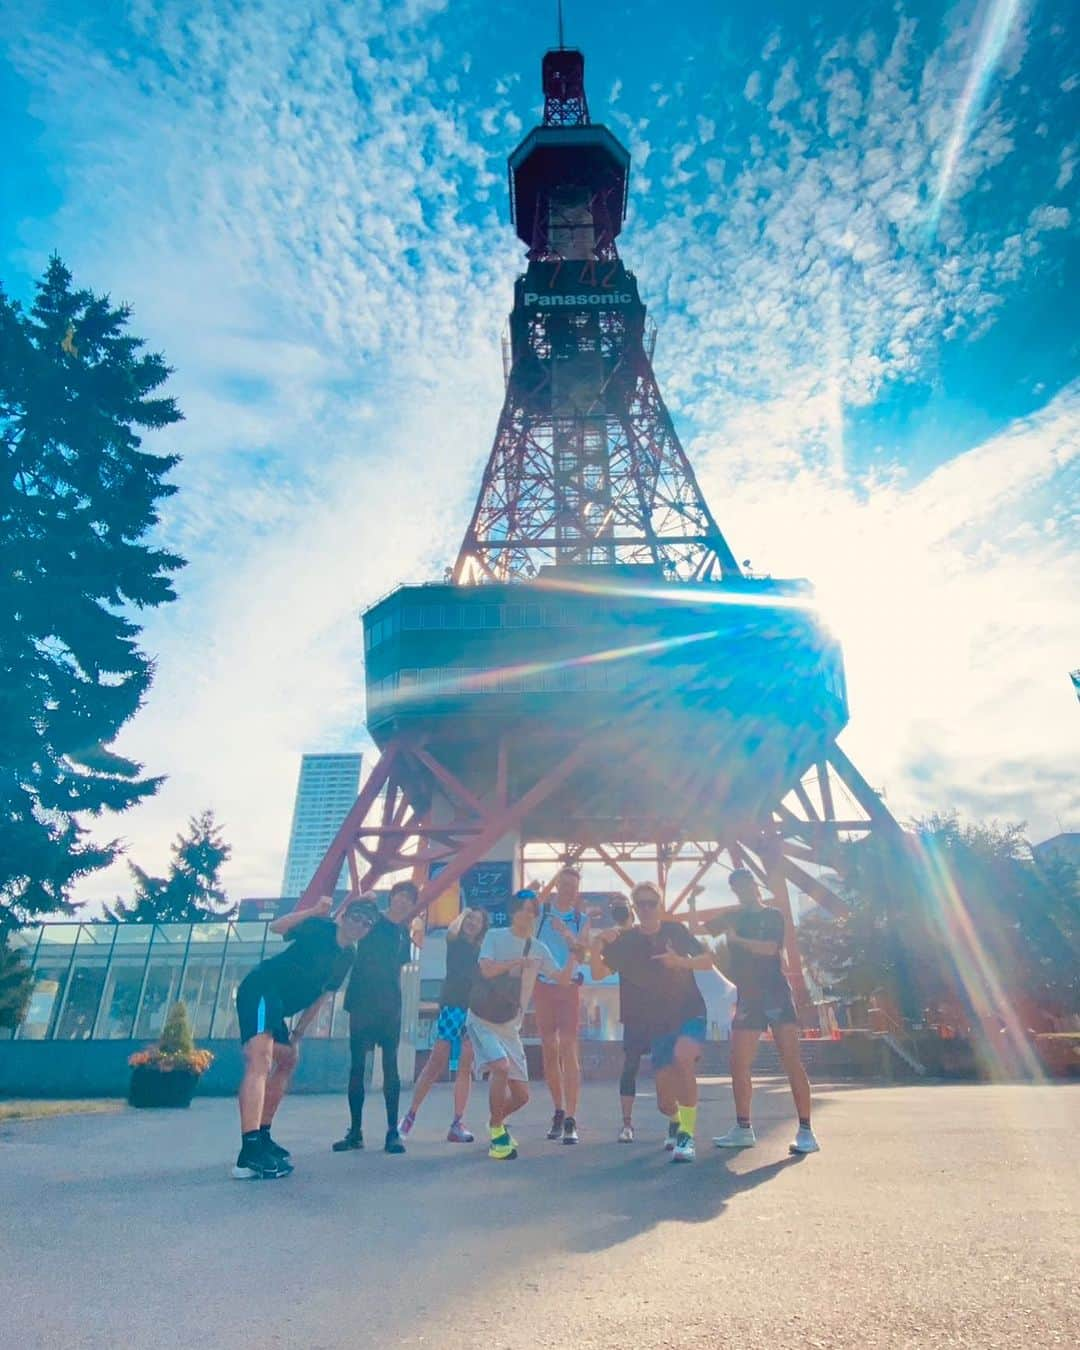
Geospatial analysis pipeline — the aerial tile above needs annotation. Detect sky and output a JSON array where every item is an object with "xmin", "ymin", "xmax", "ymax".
[{"xmin": 1, "ymin": 0, "xmax": 1078, "ymax": 905}]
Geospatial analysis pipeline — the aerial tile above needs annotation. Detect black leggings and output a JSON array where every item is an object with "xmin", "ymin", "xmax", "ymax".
[
  {"xmin": 348, "ymin": 1020, "xmax": 401, "ymax": 1133},
  {"xmin": 620, "ymin": 1044, "xmax": 645, "ymax": 1099}
]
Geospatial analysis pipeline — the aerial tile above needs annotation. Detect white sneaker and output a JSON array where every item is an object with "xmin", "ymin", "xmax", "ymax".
[
  {"xmin": 671, "ymin": 1132, "xmax": 696, "ymax": 1163},
  {"xmin": 790, "ymin": 1125, "xmax": 820, "ymax": 1154},
  {"xmin": 618, "ymin": 1124, "xmax": 634, "ymax": 1143},
  {"xmin": 713, "ymin": 1124, "xmax": 757, "ymax": 1148}
]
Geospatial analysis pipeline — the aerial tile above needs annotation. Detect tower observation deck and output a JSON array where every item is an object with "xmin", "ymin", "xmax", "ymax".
[{"xmin": 302, "ymin": 44, "xmax": 899, "ymax": 1005}]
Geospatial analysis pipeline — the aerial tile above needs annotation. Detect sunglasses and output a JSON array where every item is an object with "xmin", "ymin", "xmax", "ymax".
[{"xmin": 633, "ymin": 897, "xmax": 660, "ymax": 910}]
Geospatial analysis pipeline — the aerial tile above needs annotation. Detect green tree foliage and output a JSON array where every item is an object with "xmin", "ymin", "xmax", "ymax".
[
  {"xmin": 800, "ymin": 813, "xmax": 1080, "ymax": 1024},
  {"xmin": 0, "ymin": 942, "xmax": 34, "ymax": 1031},
  {"xmin": 159, "ymin": 1001, "xmax": 196, "ymax": 1057},
  {"xmin": 109, "ymin": 810, "xmax": 234, "ymax": 923},
  {"xmin": 0, "ymin": 257, "xmax": 184, "ymax": 934}
]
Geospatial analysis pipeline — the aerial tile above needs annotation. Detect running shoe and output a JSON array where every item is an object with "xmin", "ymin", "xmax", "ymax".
[
  {"xmin": 671, "ymin": 1132, "xmax": 696, "ymax": 1163},
  {"xmin": 789, "ymin": 1125, "xmax": 820, "ymax": 1154},
  {"xmin": 398, "ymin": 1110, "xmax": 416, "ymax": 1138},
  {"xmin": 447, "ymin": 1119, "xmax": 475, "ymax": 1143},
  {"xmin": 712, "ymin": 1124, "xmax": 757, "ymax": 1148},
  {"xmin": 562, "ymin": 1116, "xmax": 579, "ymax": 1145},
  {"xmin": 618, "ymin": 1124, "xmax": 635, "ymax": 1143},
  {"xmin": 489, "ymin": 1129, "xmax": 518, "ymax": 1161},
  {"xmin": 331, "ymin": 1127, "xmax": 364, "ymax": 1152},
  {"xmin": 546, "ymin": 1109, "xmax": 566, "ymax": 1140},
  {"xmin": 384, "ymin": 1129, "xmax": 406, "ymax": 1155},
  {"xmin": 232, "ymin": 1142, "xmax": 291, "ymax": 1180},
  {"xmin": 664, "ymin": 1119, "xmax": 680, "ymax": 1151},
  {"xmin": 260, "ymin": 1130, "xmax": 291, "ymax": 1161}
]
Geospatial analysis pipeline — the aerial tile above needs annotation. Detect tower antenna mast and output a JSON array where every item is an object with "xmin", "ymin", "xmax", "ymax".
[{"xmin": 557, "ymin": 0, "xmax": 565, "ymax": 49}]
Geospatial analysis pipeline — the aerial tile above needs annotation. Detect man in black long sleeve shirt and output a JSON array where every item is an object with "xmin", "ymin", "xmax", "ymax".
[{"xmin": 332, "ymin": 881, "xmax": 416, "ymax": 1155}]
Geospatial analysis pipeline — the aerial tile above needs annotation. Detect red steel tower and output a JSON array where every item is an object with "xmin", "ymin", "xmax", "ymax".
[{"xmin": 300, "ymin": 44, "xmax": 899, "ymax": 1005}]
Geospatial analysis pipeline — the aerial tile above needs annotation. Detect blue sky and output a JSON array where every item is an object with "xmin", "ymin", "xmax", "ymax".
[{"xmin": 2, "ymin": 0, "xmax": 1078, "ymax": 901}]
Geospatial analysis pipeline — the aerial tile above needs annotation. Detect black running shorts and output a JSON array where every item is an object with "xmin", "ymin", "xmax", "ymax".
[
  {"xmin": 732, "ymin": 992, "xmax": 798, "ymax": 1033},
  {"xmin": 236, "ymin": 974, "xmax": 290, "ymax": 1045}
]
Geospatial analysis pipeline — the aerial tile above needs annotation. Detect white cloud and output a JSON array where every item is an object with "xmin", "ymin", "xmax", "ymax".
[{"xmin": 767, "ymin": 58, "xmax": 801, "ymax": 114}]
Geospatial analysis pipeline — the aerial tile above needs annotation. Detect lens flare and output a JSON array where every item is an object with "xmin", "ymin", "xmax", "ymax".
[
  {"xmin": 910, "ymin": 832, "xmax": 1044, "ymax": 1081},
  {"xmin": 379, "ymin": 626, "xmax": 723, "ymax": 711},
  {"xmin": 926, "ymin": 0, "xmax": 1025, "ymax": 240}
]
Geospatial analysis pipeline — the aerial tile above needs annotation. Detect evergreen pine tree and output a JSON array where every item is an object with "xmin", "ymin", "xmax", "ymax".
[
  {"xmin": 109, "ymin": 809, "xmax": 234, "ymax": 923},
  {"xmin": 0, "ymin": 943, "xmax": 34, "ymax": 1031},
  {"xmin": 0, "ymin": 257, "xmax": 184, "ymax": 934}
]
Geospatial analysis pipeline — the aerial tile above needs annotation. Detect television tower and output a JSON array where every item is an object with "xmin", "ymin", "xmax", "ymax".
[{"xmin": 300, "ymin": 42, "xmax": 899, "ymax": 1006}]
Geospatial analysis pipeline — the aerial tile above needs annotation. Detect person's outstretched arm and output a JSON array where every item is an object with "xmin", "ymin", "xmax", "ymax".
[{"xmin": 270, "ymin": 895, "xmax": 332, "ymax": 936}]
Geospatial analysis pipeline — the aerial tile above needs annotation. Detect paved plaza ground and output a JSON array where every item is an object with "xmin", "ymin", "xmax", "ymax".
[{"xmin": 1, "ymin": 1078, "xmax": 1076, "ymax": 1349}]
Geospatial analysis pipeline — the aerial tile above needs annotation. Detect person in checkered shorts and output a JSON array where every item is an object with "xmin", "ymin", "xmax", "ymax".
[{"xmin": 398, "ymin": 907, "xmax": 490, "ymax": 1143}]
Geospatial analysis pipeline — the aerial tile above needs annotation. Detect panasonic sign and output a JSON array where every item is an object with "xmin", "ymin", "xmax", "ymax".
[{"xmin": 523, "ymin": 291, "xmax": 634, "ymax": 307}]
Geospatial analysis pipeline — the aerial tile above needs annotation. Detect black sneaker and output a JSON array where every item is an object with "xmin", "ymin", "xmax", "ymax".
[
  {"xmin": 232, "ymin": 1141, "xmax": 290, "ymax": 1180},
  {"xmin": 562, "ymin": 1115, "xmax": 579, "ymax": 1145},
  {"xmin": 384, "ymin": 1130, "xmax": 406, "ymax": 1155},
  {"xmin": 259, "ymin": 1129, "xmax": 291, "ymax": 1161},
  {"xmin": 546, "ymin": 1110, "xmax": 566, "ymax": 1140},
  {"xmin": 332, "ymin": 1127, "xmax": 363, "ymax": 1152},
  {"xmin": 664, "ymin": 1119, "xmax": 679, "ymax": 1151}
]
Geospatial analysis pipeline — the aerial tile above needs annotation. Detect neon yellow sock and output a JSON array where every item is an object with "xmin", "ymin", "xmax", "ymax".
[
  {"xmin": 678, "ymin": 1105, "xmax": 698, "ymax": 1137},
  {"xmin": 490, "ymin": 1122, "xmax": 505, "ymax": 1139}
]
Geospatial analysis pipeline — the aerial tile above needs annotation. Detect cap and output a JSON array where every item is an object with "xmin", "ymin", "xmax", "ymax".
[{"xmin": 728, "ymin": 868, "xmax": 756, "ymax": 888}]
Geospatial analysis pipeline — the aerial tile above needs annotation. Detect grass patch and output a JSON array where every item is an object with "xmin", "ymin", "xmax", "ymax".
[{"xmin": 0, "ymin": 1099, "xmax": 125, "ymax": 1122}]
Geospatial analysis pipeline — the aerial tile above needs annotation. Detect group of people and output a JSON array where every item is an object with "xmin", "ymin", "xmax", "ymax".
[{"xmin": 230, "ymin": 864, "xmax": 819, "ymax": 1180}]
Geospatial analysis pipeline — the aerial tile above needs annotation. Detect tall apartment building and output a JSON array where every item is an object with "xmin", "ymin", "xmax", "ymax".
[{"xmin": 281, "ymin": 753, "xmax": 363, "ymax": 898}]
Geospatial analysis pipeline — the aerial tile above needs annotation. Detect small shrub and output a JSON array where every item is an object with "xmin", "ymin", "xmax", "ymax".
[{"xmin": 129, "ymin": 1001, "xmax": 214, "ymax": 1074}]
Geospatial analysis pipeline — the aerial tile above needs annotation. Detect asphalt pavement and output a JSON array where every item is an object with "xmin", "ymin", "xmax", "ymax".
[{"xmin": 1, "ymin": 1078, "xmax": 1076, "ymax": 1349}]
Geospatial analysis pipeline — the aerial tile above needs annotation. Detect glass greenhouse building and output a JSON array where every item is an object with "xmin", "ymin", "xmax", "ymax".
[{"xmin": 3, "ymin": 921, "xmax": 362, "ymax": 1044}]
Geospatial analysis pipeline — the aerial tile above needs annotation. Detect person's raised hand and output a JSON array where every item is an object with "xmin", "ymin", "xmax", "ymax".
[{"xmin": 314, "ymin": 894, "xmax": 334, "ymax": 916}]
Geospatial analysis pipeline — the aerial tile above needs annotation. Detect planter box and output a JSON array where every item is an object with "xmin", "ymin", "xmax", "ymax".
[{"xmin": 128, "ymin": 1064, "xmax": 201, "ymax": 1109}]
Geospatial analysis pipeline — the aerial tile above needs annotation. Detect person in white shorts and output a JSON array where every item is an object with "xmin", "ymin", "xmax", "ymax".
[{"xmin": 467, "ymin": 889, "xmax": 576, "ymax": 1160}]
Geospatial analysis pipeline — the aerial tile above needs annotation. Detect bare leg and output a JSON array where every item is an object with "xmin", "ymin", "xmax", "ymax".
[
  {"xmin": 452, "ymin": 1038, "xmax": 474, "ymax": 1119},
  {"xmin": 260, "ymin": 1041, "xmax": 299, "ymax": 1127},
  {"xmin": 407, "ymin": 1039, "xmax": 450, "ymax": 1119},
  {"xmin": 504, "ymin": 1079, "xmax": 530, "ymax": 1118},
  {"xmin": 238, "ymin": 1035, "xmax": 274, "ymax": 1133},
  {"xmin": 562, "ymin": 1037, "xmax": 581, "ymax": 1118},
  {"xmin": 673, "ymin": 1036, "xmax": 701, "ymax": 1109},
  {"xmin": 774, "ymin": 1023, "xmax": 812, "ymax": 1121},
  {"xmin": 488, "ymin": 1060, "xmax": 511, "ymax": 1128},
  {"xmin": 540, "ymin": 1032, "xmax": 563, "ymax": 1112},
  {"xmin": 654, "ymin": 1064, "xmax": 679, "ymax": 1119},
  {"xmin": 730, "ymin": 1029, "xmax": 761, "ymax": 1121}
]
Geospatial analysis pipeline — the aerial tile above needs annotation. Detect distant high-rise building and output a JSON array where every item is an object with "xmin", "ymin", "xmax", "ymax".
[{"xmin": 281, "ymin": 753, "xmax": 363, "ymax": 898}]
